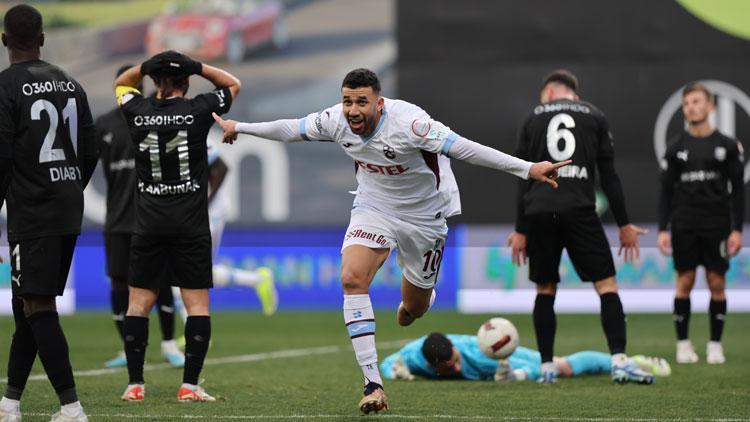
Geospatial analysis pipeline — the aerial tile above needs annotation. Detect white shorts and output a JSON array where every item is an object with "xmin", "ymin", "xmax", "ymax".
[{"xmin": 341, "ymin": 207, "xmax": 448, "ymax": 289}]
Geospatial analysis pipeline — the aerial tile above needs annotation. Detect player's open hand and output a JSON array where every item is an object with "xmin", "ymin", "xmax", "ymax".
[
  {"xmin": 212, "ymin": 112, "xmax": 239, "ymax": 144},
  {"xmin": 507, "ymin": 231, "xmax": 527, "ymax": 266},
  {"xmin": 727, "ymin": 230, "xmax": 742, "ymax": 257},
  {"xmin": 528, "ymin": 160, "xmax": 572, "ymax": 189},
  {"xmin": 618, "ymin": 224, "xmax": 648, "ymax": 262},
  {"xmin": 657, "ymin": 231, "xmax": 672, "ymax": 257}
]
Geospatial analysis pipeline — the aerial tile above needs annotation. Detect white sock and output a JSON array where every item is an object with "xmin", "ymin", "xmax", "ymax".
[
  {"xmin": 60, "ymin": 401, "xmax": 83, "ymax": 417},
  {"xmin": 343, "ymin": 294, "xmax": 382, "ymax": 387},
  {"xmin": 181, "ymin": 383, "xmax": 198, "ymax": 391},
  {"xmin": 213, "ymin": 264, "xmax": 261, "ymax": 288},
  {"xmin": 611, "ymin": 353, "xmax": 628, "ymax": 366},
  {"xmin": 0, "ymin": 397, "xmax": 19, "ymax": 411}
]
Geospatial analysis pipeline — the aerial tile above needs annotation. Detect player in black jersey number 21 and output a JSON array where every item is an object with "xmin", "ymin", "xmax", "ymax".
[
  {"xmin": 508, "ymin": 70, "xmax": 653, "ymax": 385},
  {"xmin": 0, "ymin": 5, "xmax": 97, "ymax": 421},
  {"xmin": 658, "ymin": 83, "xmax": 744, "ymax": 365},
  {"xmin": 114, "ymin": 51, "xmax": 241, "ymax": 402}
]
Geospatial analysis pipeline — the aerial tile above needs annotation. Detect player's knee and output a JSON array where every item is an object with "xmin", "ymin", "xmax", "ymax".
[
  {"xmin": 126, "ymin": 291, "xmax": 156, "ymax": 317},
  {"xmin": 403, "ymin": 301, "xmax": 428, "ymax": 319},
  {"xmin": 535, "ymin": 283, "xmax": 557, "ymax": 295},
  {"xmin": 21, "ymin": 295, "xmax": 57, "ymax": 318},
  {"xmin": 706, "ymin": 273, "xmax": 726, "ymax": 298},
  {"xmin": 341, "ymin": 268, "xmax": 370, "ymax": 293},
  {"xmin": 593, "ymin": 277, "xmax": 618, "ymax": 295},
  {"xmin": 675, "ymin": 271, "xmax": 696, "ymax": 297}
]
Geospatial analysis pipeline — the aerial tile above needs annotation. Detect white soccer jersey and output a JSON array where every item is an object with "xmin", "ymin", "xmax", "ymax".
[{"xmin": 300, "ymin": 98, "xmax": 462, "ymax": 221}]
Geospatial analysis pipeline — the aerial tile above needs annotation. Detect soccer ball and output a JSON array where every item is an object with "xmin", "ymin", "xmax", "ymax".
[{"xmin": 477, "ymin": 317, "xmax": 519, "ymax": 359}]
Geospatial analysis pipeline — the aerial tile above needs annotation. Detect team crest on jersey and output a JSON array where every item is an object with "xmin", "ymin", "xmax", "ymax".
[
  {"xmin": 383, "ymin": 145, "xmax": 396, "ymax": 159},
  {"xmin": 411, "ymin": 119, "xmax": 450, "ymax": 141},
  {"xmin": 714, "ymin": 146, "xmax": 727, "ymax": 162}
]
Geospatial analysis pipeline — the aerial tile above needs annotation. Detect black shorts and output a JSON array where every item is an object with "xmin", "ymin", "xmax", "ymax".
[
  {"xmin": 671, "ymin": 227, "xmax": 730, "ymax": 274},
  {"xmin": 105, "ymin": 234, "xmax": 131, "ymax": 280},
  {"xmin": 130, "ymin": 233, "xmax": 213, "ymax": 290},
  {"xmin": 9, "ymin": 235, "xmax": 77, "ymax": 297},
  {"xmin": 526, "ymin": 208, "xmax": 615, "ymax": 283}
]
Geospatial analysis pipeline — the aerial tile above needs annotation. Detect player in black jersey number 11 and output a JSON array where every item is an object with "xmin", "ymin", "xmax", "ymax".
[{"xmin": 114, "ymin": 51, "xmax": 241, "ymax": 403}]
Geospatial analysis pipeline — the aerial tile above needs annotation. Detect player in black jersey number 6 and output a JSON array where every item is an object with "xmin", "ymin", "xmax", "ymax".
[
  {"xmin": 114, "ymin": 51, "xmax": 240, "ymax": 402},
  {"xmin": 0, "ymin": 5, "xmax": 97, "ymax": 421},
  {"xmin": 508, "ymin": 70, "xmax": 653, "ymax": 385},
  {"xmin": 658, "ymin": 83, "xmax": 744, "ymax": 365}
]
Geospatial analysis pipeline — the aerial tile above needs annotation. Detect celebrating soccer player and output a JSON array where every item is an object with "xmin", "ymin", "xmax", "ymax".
[
  {"xmin": 114, "ymin": 51, "xmax": 240, "ymax": 402},
  {"xmin": 507, "ymin": 70, "xmax": 653, "ymax": 385},
  {"xmin": 657, "ymin": 82, "xmax": 744, "ymax": 365},
  {"xmin": 212, "ymin": 68, "xmax": 567, "ymax": 414},
  {"xmin": 0, "ymin": 5, "xmax": 98, "ymax": 421}
]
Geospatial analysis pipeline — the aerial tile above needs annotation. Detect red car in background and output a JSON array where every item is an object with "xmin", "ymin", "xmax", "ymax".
[{"xmin": 146, "ymin": 0, "xmax": 288, "ymax": 63}]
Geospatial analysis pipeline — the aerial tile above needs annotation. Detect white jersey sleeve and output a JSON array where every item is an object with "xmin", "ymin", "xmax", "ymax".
[{"xmin": 299, "ymin": 105, "xmax": 342, "ymax": 142}]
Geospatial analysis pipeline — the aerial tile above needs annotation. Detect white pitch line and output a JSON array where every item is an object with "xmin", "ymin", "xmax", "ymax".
[
  {"xmin": 2, "ymin": 339, "xmax": 410, "ymax": 383},
  {"xmin": 19, "ymin": 413, "xmax": 750, "ymax": 421}
]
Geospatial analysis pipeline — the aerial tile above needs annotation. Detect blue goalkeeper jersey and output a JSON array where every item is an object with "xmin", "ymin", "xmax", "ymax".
[{"xmin": 380, "ymin": 334, "xmax": 543, "ymax": 381}]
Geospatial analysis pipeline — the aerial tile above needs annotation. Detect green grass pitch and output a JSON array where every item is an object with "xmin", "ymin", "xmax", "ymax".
[{"xmin": 0, "ymin": 311, "xmax": 748, "ymax": 420}]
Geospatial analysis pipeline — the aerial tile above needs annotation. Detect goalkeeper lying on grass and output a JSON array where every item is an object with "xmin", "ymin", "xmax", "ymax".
[{"xmin": 381, "ymin": 332, "xmax": 671, "ymax": 382}]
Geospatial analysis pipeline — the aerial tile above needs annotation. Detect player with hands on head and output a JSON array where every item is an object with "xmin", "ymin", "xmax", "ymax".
[{"xmin": 114, "ymin": 50, "xmax": 240, "ymax": 403}]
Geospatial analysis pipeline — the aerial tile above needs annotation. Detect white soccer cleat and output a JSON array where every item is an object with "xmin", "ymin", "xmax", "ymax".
[
  {"xmin": 177, "ymin": 384, "xmax": 216, "ymax": 402},
  {"xmin": 0, "ymin": 397, "xmax": 21, "ymax": 422},
  {"xmin": 706, "ymin": 341, "xmax": 726, "ymax": 364},
  {"xmin": 50, "ymin": 401, "xmax": 88, "ymax": 422},
  {"xmin": 676, "ymin": 340, "xmax": 699, "ymax": 364}
]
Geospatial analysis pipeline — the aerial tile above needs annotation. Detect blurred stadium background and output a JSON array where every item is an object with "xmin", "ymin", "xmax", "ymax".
[
  {"xmin": 3, "ymin": 0, "xmax": 747, "ymax": 315},
  {"xmin": 0, "ymin": 0, "xmax": 749, "ymax": 418}
]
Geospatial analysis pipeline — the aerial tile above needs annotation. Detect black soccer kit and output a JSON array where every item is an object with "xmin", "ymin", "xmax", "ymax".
[
  {"xmin": 659, "ymin": 131, "xmax": 744, "ymax": 274},
  {"xmin": 515, "ymin": 99, "xmax": 630, "ymax": 283},
  {"xmin": 96, "ymin": 107, "xmax": 136, "ymax": 280},
  {"xmin": 117, "ymin": 86, "xmax": 232, "ymax": 289},
  {"xmin": 0, "ymin": 60, "xmax": 98, "ymax": 296}
]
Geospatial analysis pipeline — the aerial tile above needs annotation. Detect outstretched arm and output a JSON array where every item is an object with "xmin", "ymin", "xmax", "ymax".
[
  {"xmin": 445, "ymin": 136, "xmax": 570, "ymax": 189},
  {"xmin": 212, "ymin": 113, "xmax": 303, "ymax": 144}
]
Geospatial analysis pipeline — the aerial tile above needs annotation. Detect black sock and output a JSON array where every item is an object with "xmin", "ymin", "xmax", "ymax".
[
  {"xmin": 673, "ymin": 297, "xmax": 691, "ymax": 341},
  {"xmin": 600, "ymin": 292, "xmax": 627, "ymax": 355},
  {"xmin": 110, "ymin": 286, "xmax": 129, "ymax": 341},
  {"xmin": 123, "ymin": 316, "xmax": 149, "ymax": 384},
  {"xmin": 156, "ymin": 288, "xmax": 175, "ymax": 341},
  {"xmin": 26, "ymin": 311, "xmax": 77, "ymax": 405},
  {"xmin": 533, "ymin": 294, "xmax": 556, "ymax": 363},
  {"xmin": 5, "ymin": 297, "xmax": 37, "ymax": 400},
  {"xmin": 709, "ymin": 299, "xmax": 727, "ymax": 342},
  {"xmin": 183, "ymin": 316, "xmax": 211, "ymax": 385}
]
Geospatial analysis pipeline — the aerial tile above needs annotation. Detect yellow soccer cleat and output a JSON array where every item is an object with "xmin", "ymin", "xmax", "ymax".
[{"xmin": 254, "ymin": 267, "xmax": 278, "ymax": 316}]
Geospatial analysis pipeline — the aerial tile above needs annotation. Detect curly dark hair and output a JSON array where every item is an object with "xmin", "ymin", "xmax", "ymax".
[{"xmin": 342, "ymin": 68, "xmax": 381, "ymax": 93}]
